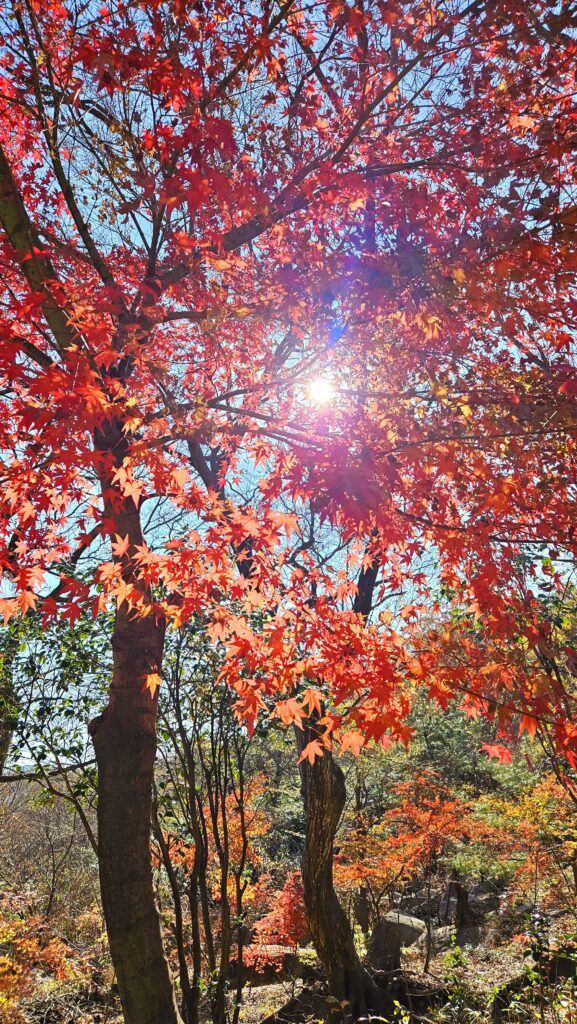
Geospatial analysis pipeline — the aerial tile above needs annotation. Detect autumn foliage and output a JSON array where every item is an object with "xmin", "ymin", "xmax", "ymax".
[
  {"xmin": 0, "ymin": 0, "xmax": 576, "ymax": 758},
  {"xmin": 253, "ymin": 872, "xmax": 310, "ymax": 949},
  {"xmin": 0, "ymin": 895, "xmax": 90, "ymax": 1024}
]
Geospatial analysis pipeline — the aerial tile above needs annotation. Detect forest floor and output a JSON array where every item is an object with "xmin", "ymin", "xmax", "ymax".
[
  {"xmin": 238, "ymin": 936, "xmax": 528, "ymax": 1024},
  {"xmin": 20, "ymin": 910, "xmax": 577, "ymax": 1024}
]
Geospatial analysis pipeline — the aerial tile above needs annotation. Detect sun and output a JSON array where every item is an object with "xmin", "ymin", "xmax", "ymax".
[{"xmin": 307, "ymin": 377, "xmax": 335, "ymax": 405}]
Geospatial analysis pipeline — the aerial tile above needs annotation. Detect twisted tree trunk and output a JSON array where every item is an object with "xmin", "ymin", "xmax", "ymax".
[{"xmin": 296, "ymin": 723, "xmax": 388, "ymax": 1022}]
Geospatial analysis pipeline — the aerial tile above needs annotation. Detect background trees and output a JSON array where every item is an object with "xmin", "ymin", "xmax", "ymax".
[{"xmin": 4, "ymin": 661, "xmax": 577, "ymax": 1024}]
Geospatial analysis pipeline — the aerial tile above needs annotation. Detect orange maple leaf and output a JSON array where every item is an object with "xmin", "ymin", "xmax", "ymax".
[
  {"xmin": 298, "ymin": 739, "xmax": 325, "ymax": 764},
  {"xmin": 143, "ymin": 672, "xmax": 162, "ymax": 697}
]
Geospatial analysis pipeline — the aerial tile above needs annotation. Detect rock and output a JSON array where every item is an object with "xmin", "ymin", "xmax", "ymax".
[
  {"xmin": 383, "ymin": 911, "xmax": 427, "ymax": 945},
  {"xmin": 261, "ymin": 979, "xmax": 394, "ymax": 1024},
  {"xmin": 229, "ymin": 946, "xmax": 318, "ymax": 986},
  {"xmin": 417, "ymin": 925, "xmax": 456, "ymax": 954},
  {"xmin": 365, "ymin": 913, "xmax": 426, "ymax": 975},
  {"xmin": 470, "ymin": 882, "xmax": 497, "ymax": 896},
  {"xmin": 365, "ymin": 919, "xmax": 402, "ymax": 974},
  {"xmin": 435, "ymin": 925, "xmax": 457, "ymax": 950},
  {"xmin": 388, "ymin": 973, "xmax": 449, "ymax": 1017},
  {"xmin": 261, "ymin": 985, "xmax": 334, "ymax": 1024}
]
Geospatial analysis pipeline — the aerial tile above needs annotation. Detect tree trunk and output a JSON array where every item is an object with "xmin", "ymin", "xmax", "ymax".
[
  {"xmin": 441, "ymin": 870, "xmax": 476, "ymax": 927},
  {"xmin": 354, "ymin": 887, "xmax": 371, "ymax": 935},
  {"xmin": 296, "ymin": 725, "xmax": 388, "ymax": 1021},
  {"xmin": 90, "ymin": 606, "xmax": 182, "ymax": 1024},
  {"xmin": 352, "ymin": 779, "xmax": 370, "ymax": 935},
  {"xmin": 87, "ymin": 417, "xmax": 183, "ymax": 1024},
  {"xmin": 153, "ymin": 795, "xmax": 195, "ymax": 1024},
  {"xmin": 0, "ymin": 628, "xmax": 18, "ymax": 774},
  {"xmin": 452, "ymin": 880, "xmax": 476, "ymax": 927}
]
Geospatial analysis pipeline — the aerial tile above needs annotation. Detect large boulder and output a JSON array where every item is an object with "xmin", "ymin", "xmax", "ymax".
[
  {"xmin": 416, "ymin": 925, "xmax": 456, "ymax": 954},
  {"xmin": 382, "ymin": 912, "xmax": 427, "ymax": 946},
  {"xmin": 365, "ymin": 913, "xmax": 426, "ymax": 974}
]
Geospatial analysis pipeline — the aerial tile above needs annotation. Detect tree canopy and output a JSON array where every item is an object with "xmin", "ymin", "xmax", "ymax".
[{"xmin": 2, "ymin": 0, "xmax": 577, "ymax": 759}]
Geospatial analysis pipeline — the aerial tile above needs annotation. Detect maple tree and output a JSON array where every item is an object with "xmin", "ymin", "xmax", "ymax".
[
  {"xmin": 2, "ymin": 0, "xmax": 577, "ymax": 1021},
  {"xmin": 475, "ymin": 774, "xmax": 577, "ymax": 913},
  {"xmin": 335, "ymin": 773, "xmax": 478, "ymax": 921},
  {"xmin": 253, "ymin": 871, "xmax": 309, "ymax": 949},
  {"xmin": 239, "ymin": 872, "xmax": 311, "ymax": 981}
]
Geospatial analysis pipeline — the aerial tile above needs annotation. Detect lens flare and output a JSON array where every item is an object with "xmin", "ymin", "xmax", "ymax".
[{"xmin": 307, "ymin": 377, "xmax": 335, "ymax": 405}]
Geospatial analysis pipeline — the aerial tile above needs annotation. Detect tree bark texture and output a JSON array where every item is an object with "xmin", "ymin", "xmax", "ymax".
[
  {"xmin": 89, "ymin": 422, "xmax": 183, "ymax": 1024},
  {"xmin": 90, "ymin": 606, "xmax": 182, "ymax": 1024}
]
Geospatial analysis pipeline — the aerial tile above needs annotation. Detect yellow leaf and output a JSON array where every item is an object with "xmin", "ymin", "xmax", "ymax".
[{"xmin": 143, "ymin": 672, "xmax": 162, "ymax": 697}]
